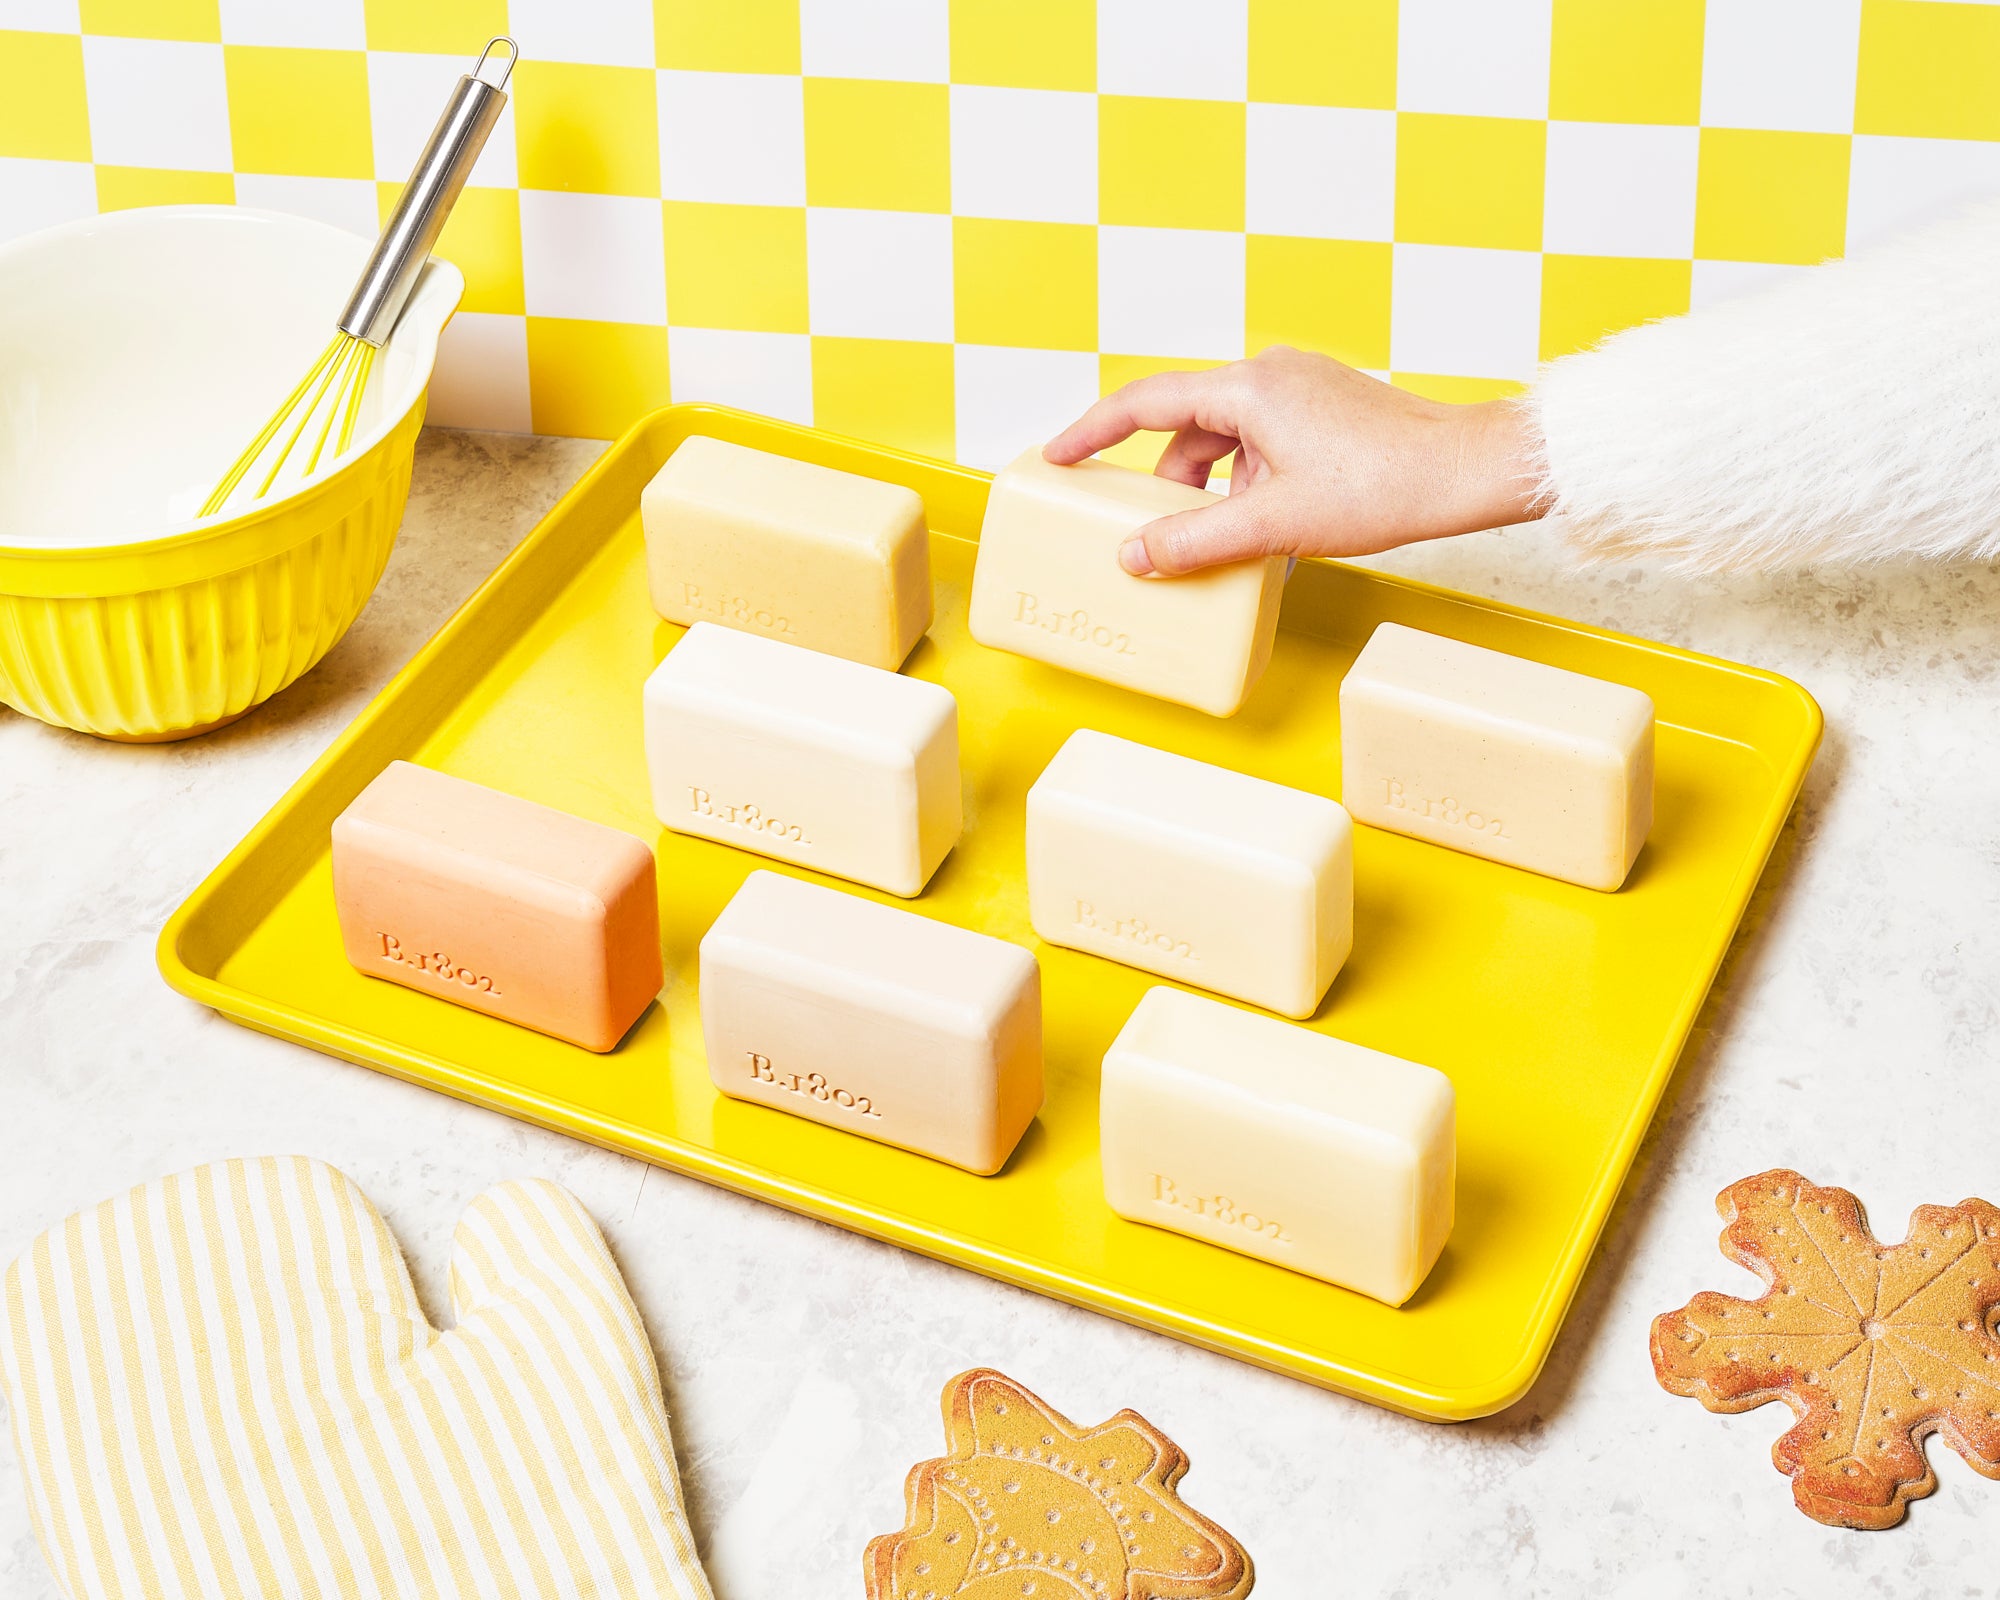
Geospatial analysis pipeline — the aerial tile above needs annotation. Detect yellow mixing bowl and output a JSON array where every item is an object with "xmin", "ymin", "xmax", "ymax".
[{"xmin": 0, "ymin": 206, "xmax": 464, "ymax": 742}]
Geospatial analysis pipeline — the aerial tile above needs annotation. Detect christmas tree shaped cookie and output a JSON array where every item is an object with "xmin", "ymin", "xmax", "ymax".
[
  {"xmin": 1652, "ymin": 1168, "xmax": 2000, "ymax": 1529},
  {"xmin": 867, "ymin": 1368, "xmax": 1252, "ymax": 1598}
]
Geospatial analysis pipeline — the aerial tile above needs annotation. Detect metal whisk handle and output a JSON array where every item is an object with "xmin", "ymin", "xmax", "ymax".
[{"xmin": 338, "ymin": 36, "xmax": 517, "ymax": 347}]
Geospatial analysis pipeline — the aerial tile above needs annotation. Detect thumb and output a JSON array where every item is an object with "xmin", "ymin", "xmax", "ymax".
[
  {"xmin": 446, "ymin": 1181, "xmax": 717, "ymax": 1599},
  {"xmin": 448, "ymin": 1179, "xmax": 647, "ymax": 1365},
  {"xmin": 1121, "ymin": 483, "xmax": 1287, "ymax": 576}
]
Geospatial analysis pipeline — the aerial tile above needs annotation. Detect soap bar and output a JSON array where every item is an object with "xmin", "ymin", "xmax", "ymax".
[
  {"xmin": 1026, "ymin": 730, "xmax": 1352, "ymax": 1018},
  {"xmin": 643, "ymin": 622, "xmax": 961, "ymax": 897},
  {"xmin": 1100, "ymin": 987, "xmax": 1455, "ymax": 1305},
  {"xmin": 1339, "ymin": 622, "xmax": 1656, "ymax": 891},
  {"xmin": 966, "ymin": 448, "xmax": 1287, "ymax": 717},
  {"xmin": 331, "ymin": 762, "xmax": 662, "ymax": 1052},
  {"xmin": 699, "ymin": 871, "xmax": 1043, "ymax": 1174},
  {"xmin": 641, "ymin": 435, "xmax": 932, "ymax": 670}
]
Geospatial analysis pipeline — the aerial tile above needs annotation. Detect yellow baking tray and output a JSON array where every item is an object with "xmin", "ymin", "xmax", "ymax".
[{"xmin": 159, "ymin": 404, "xmax": 1821, "ymax": 1421}]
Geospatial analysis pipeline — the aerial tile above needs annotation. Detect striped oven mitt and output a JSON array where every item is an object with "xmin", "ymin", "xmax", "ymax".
[{"xmin": 1, "ymin": 1156, "xmax": 714, "ymax": 1600}]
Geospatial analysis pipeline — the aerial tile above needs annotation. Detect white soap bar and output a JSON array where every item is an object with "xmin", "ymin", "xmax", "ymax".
[
  {"xmin": 1026, "ymin": 730, "xmax": 1352, "ymax": 1018},
  {"xmin": 641, "ymin": 435, "xmax": 933, "ymax": 670},
  {"xmin": 1339, "ymin": 622, "xmax": 1655, "ymax": 891},
  {"xmin": 967, "ymin": 448, "xmax": 1287, "ymax": 716},
  {"xmin": 1100, "ymin": 987, "xmax": 1455, "ymax": 1305},
  {"xmin": 700, "ymin": 871, "xmax": 1043, "ymax": 1174},
  {"xmin": 643, "ymin": 622, "xmax": 961, "ymax": 897}
]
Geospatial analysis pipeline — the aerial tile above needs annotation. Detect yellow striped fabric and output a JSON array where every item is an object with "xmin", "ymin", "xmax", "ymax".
[{"xmin": 1, "ymin": 1156, "xmax": 715, "ymax": 1600}]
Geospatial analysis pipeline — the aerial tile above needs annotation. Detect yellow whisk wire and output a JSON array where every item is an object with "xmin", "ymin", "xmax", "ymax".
[
  {"xmin": 300, "ymin": 337, "xmax": 366, "ymax": 479},
  {"xmin": 199, "ymin": 330, "xmax": 378, "ymax": 519},
  {"xmin": 338, "ymin": 342, "xmax": 377, "ymax": 455},
  {"xmin": 254, "ymin": 335, "xmax": 357, "ymax": 501},
  {"xmin": 199, "ymin": 333, "xmax": 342, "ymax": 517}
]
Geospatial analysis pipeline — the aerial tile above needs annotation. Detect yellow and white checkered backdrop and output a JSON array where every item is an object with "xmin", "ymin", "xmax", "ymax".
[{"xmin": 3, "ymin": 0, "xmax": 1998, "ymax": 470}]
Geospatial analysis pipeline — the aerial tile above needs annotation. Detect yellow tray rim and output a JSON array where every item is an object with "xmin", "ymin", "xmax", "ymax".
[{"xmin": 158, "ymin": 403, "xmax": 1823, "ymax": 1421}]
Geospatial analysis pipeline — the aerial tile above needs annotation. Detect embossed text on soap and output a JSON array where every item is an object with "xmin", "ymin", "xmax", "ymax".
[
  {"xmin": 1151, "ymin": 1173, "xmax": 1291, "ymax": 1242},
  {"xmin": 1012, "ymin": 592, "xmax": 1138, "ymax": 656},
  {"xmin": 679, "ymin": 582, "xmax": 798, "ymax": 636},
  {"xmin": 1073, "ymin": 901, "xmax": 1195, "ymax": 960},
  {"xmin": 1380, "ymin": 779, "xmax": 1508, "ymax": 838},
  {"xmin": 375, "ymin": 932, "xmax": 503, "ymax": 995},
  {"xmin": 747, "ymin": 1051, "xmax": 883, "ymax": 1117},
  {"xmin": 688, "ymin": 787, "xmax": 810, "ymax": 843}
]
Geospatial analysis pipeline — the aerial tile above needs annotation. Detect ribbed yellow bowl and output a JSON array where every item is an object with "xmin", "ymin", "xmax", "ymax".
[
  {"xmin": 0, "ymin": 407, "xmax": 424, "ymax": 740},
  {"xmin": 0, "ymin": 206, "xmax": 462, "ymax": 742}
]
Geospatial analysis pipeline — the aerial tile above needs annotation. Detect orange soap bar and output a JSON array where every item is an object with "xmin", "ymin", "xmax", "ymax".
[{"xmin": 331, "ymin": 761, "xmax": 663, "ymax": 1052}]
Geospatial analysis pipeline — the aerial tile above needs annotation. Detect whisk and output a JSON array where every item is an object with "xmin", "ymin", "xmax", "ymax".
[{"xmin": 201, "ymin": 37, "xmax": 518, "ymax": 518}]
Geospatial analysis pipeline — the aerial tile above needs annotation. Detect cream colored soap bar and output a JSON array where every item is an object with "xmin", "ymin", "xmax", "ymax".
[
  {"xmin": 643, "ymin": 622, "xmax": 960, "ymax": 897},
  {"xmin": 331, "ymin": 762, "xmax": 663, "ymax": 1053},
  {"xmin": 1340, "ymin": 622, "xmax": 1655, "ymax": 891},
  {"xmin": 642, "ymin": 435, "xmax": 933, "ymax": 669},
  {"xmin": 967, "ymin": 448, "xmax": 1286, "ymax": 716},
  {"xmin": 1100, "ymin": 987, "xmax": 1455, "ymax": 1305},
  {"xmin": 700, "ymin": 871, "xmax": 1043, "ymax": 1174},
  {"xmin": 1026, "ymin": 730, "xmax": 1351, "ymax": 1018}
]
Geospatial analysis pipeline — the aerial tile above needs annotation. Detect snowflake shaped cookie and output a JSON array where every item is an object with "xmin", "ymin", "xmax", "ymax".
[
  {"xmin": 866, "ymin": 1368, "xmax": 1252, "ymax": 1598},
  {"xmin": 1652, "ymin": 1168, "xmax": 2000, "ymax": 1529}
]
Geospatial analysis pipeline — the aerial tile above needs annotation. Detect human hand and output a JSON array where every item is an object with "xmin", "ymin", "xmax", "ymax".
[{"xmin": 1042, "ymin": 346, "xmax": 1543, "ymax": 575}]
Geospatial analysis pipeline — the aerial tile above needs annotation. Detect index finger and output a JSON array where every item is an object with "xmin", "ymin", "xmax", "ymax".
[{"xmin": 1042, "ymin": 368, "xmax": 1240, "ymax": 465}]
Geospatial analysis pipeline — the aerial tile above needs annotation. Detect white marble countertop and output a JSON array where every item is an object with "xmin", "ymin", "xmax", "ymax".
[{"xmin": 6, "ymin": 428, "xmax": 1998, "ymax": 1598}]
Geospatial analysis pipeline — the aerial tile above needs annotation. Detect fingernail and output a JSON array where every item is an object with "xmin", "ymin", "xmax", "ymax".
[{"xmin": 1118, "ymin": 538, "xmax": 1154, "ymax": 576}]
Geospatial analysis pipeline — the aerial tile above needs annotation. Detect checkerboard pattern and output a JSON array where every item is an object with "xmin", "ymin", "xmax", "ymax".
[{"xmin": 5, "ymin": 0, "xmax": 1998, "ymax": 469}]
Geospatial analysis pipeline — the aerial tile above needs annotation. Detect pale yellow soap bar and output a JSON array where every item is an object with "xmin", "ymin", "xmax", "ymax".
[
  {"xmin": 643, "ymin": 623, "xmax": 961, "ymax": 897},
  {"xmin": 700, "ymin": 871, "xmax": 1043, "ymax": 1174},
  {"xmin": 967, "ymin": 448, "xmax": 1287, "ymax": 716},
  {"xmin": 641, "ymin": 435, "xmax": 933, "ymax": 669},
  {"xmin": 1340, "ymin": 622, "xmax": 1655, "ymax": 891},
  {"xmin": 1100, "ymin": 987, "xmax": 1455, "ymax": 1305},
  {"xmin": 1026, "ymin": 730, "xmax": 1352, "ymax": 1018}
]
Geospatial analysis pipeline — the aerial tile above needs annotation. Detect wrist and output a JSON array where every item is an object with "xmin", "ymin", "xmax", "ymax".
[{"xmin": 1447, "ymin": 399, "xmax": 1544, "ymax": 534}]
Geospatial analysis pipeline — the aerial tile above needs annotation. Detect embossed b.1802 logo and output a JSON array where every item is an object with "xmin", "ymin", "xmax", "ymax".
[
  {"xmin": 376, "ymin": 933, "xmax": 502, "ymax": 994},
  {"xmin": 1152, "ymin": 1174, "xmax": 1291, "ymax": 1241},
  {"xmin": 680, "ymin": 582, "xmax": 797, "ymax": 636},
  {"xmin": 748, "ymin": 1052, "xmax": 882, "ymax": 1117},
  {"xmin": 1013, "ymin": 592, "xmax": 1138, "ymax": 656},
  {"xmin": 689, "ymin": 787, "xmax": 809, "ymax": 843},
  {"xmin": 1074, "ymin": 902, "xmax": 1194, "ymax": 960},
  {"xmin": 1380, "ymin": 778, "xmax": 1507, "ymax": 839}
]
